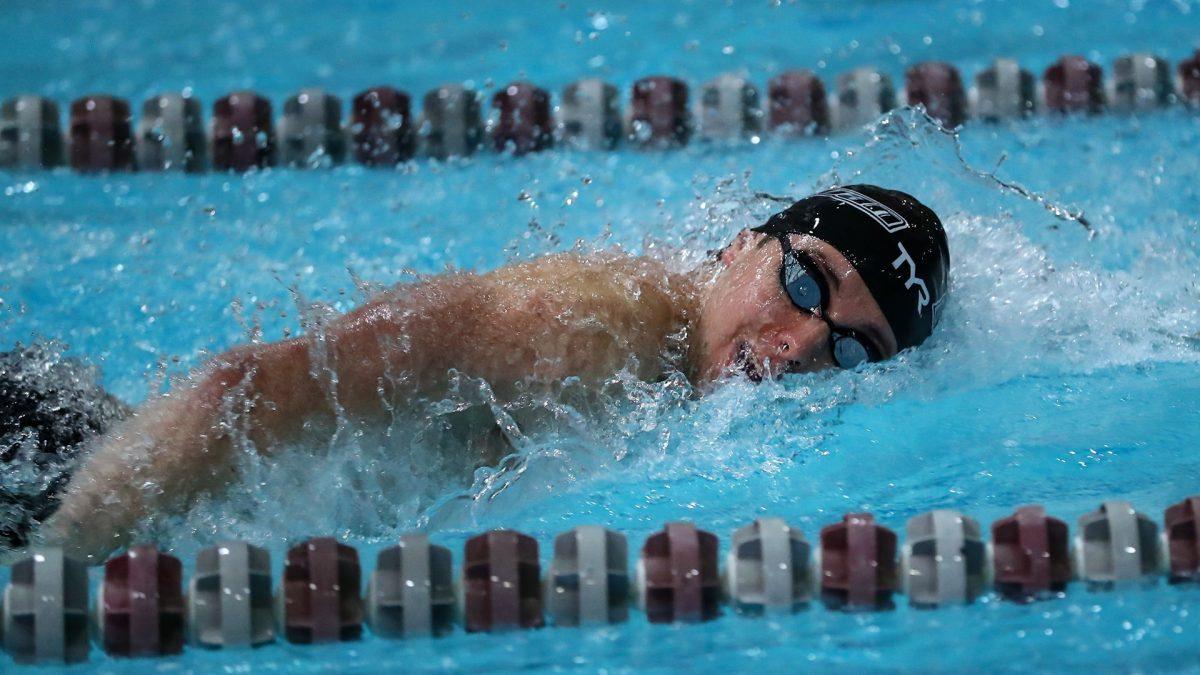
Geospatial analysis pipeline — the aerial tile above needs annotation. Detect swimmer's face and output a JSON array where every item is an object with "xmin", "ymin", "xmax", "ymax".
[{"xmin": 693, "ymin": 230, "xmax": 898, "ymax": 386}]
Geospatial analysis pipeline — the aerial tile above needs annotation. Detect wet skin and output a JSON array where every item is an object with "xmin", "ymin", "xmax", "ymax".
[{"xmin": 41, "ymin": 229, "xmax": 897, "ymax": 559}]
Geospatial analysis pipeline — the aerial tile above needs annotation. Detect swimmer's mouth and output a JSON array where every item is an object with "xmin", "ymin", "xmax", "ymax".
[{"xmin": 734, "ymin": 342, "xmax": 763, "ymax": 383}]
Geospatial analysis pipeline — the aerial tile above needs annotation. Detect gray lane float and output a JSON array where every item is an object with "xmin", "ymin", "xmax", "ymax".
[
  {"xmin": 902, "ymin": 510, "xmax": 986, "ymax": 607},
  {"xmin": 1112, "ymin": 54, "xmax": 1174, "ymax": 111},
  {"xmin": 0, "ymin": 95, "xmax": 63, "ymax": 169},
  {"xmin": 367, "ymin": 534, "xmax": 455, "ymax": 638},
  {"xmin": 421, "ymin": 84, "xmax": 483, "ymax": 159},
  {"xmin": 725, "ymin": 517, "xmax": 811, "ymax": 614},
  {"xmin": 136, "ymin": 92, "xmax": 205, "ymax": 172},
  {"xmin": 697, "ymin": 73, "xmax": 761, "ymax": 142},
  {"xmin": 2, "ymin": 549, "xmax": 89, "ymax": 665},
  {"xmin": 973, "ymin": 58, "xmax": 1037, "ymax": 120},
  {"xmin": 278, "ymin": 88, "xmax": 346, "ymax": 168},
  {"xmin": 559, "ymin": 78, "xmax": 622, "ymax": 150},
  {"xmin": 835, "ymin": 67, "xmax": 896, "ymax": 130},
  {"xmin": 1074, "ymin": 500, "xmax": 1160, "ymax": 586},
  {"xmin": 546, "ymin": 526, "xmax": 629, "ymax": 626},
  {"xmin": 189, "ymin": 541, "xmax": 275, "ymax": 648}
]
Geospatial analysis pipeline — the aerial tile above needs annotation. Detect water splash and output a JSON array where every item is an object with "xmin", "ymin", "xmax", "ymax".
[
  {"xmin": 0, "ymin": 342, "xmax": 128, "ymax": 551},
  {"xmin": 105, "ymin": 111, "xmax": 1190, "ymax": 557}
]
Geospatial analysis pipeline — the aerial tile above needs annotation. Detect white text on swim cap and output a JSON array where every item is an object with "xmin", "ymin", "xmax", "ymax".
[
  {"xmin": 891, "ymin": 242, "xmax": 930, "ymax": 315},
  {"xmin": 822, "ymin": 187, "xmax": 910, "ymax": 233}
]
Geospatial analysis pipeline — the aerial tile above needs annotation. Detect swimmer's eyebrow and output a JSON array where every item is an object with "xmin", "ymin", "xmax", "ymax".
[{"xmin": 806, "ymin": 249, "xmax": 840, "ymax": 291}]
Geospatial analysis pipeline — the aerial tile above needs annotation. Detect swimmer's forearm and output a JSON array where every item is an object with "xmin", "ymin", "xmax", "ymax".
[{"xmin": 44, "ymin": 347, "xmax": 271, "ymax": 558}]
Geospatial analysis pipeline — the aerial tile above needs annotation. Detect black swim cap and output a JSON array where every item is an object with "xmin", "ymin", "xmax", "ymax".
[{"xmin": 753, "ymin": 184, "xmax": 950, "ymax": 351}]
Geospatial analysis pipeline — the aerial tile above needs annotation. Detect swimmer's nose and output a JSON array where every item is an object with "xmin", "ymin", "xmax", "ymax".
[{"xmin": 760, "ymin": 316, "xmax": 833, "ymax": 374}]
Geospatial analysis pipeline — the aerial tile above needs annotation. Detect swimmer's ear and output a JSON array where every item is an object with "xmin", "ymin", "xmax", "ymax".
[{"xmin": 717, "ymin": 229, "xmax": 760, "ymax": 266}]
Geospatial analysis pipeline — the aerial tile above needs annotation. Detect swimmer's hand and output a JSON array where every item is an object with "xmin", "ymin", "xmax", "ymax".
[{"xmin": 42, "ymin": 256, "xmax": 686, "ymax": 559}]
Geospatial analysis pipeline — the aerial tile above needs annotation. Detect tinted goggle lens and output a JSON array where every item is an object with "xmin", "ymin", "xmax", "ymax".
[
  {"xmin": 782, "ymin": 256, "xmax": 822, "ymax": 311},
  {"xmin": 832, "ymin": 335, "xmax": 871, "ymax": 369}
]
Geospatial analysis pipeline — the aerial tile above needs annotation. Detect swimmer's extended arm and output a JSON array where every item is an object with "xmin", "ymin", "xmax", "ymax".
[{"xmin": 45, "ymin": 259, "xmax": 682, "ymax": 559}]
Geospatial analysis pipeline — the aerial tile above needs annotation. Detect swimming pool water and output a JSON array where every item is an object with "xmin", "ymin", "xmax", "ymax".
[{"xmin": 2, "ymin": 0, "xmax": 1200, "ymax": 671}]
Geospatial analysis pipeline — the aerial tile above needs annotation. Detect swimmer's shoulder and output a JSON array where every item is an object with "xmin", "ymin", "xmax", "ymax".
[
  {"xmin": 358, "ymin": 250, "xmax": 690, "ymax": 334},
  {"xmin": 487, "ymin": 250, "xmax": 684, "ymax": 292}
]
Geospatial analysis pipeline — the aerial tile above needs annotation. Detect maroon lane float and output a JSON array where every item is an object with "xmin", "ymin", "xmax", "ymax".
[
  {"xmin": 991, "ymin": 505, "xmax": 1071, "ymax": 601},
  {"xmin": 905, "ymin": 61, "xmax": 967, "ymax": 128},
  {"xmin": 351, "ymin": 86, "xmax": 415, "ymax": 166},
  {"xmin": 639, "ymin": 521, "xmax": 720, "ymax": 623},
  {"xmin": 819, "ymin": 513, "xmax": 898, "ymax": 610},
  {"xmin": 1043, "ymin": 55, "xmax": 1105, "ymax": 114},
  {"xmin": 629, "ymin": 76, "xmax": 692, "ymax": 147},
  {"xmin": 1164, "ymin": 496, "xmax": 1200, "ymax": 583},
  {"xmin": 282, "ymin": 537, "xmax": 363, "ymax": 643},
  {"xmin": 462, "ymin": 530, "xmax": 544, "ymax": 632},
  {"xmin": 98, "ymin": 545, "xmax": 185, "ymax": 657},
  {"xmin": 491, "ymin": 81, "xmax": 554, "ymax": 155},
  {"xmin": 1180, "ymin": 50, "xmax": 1200, "ymax": 106},
  {"xmin": 767, "ymin": 69, "xmax": 830, "ymax": 135},
  {"xmin": 69, "ymin": 95, "xmax": 134, "ymax": 172},
  {"xmin": 211, "ymin": 90, "xmax": 275, "ymax": 171}
]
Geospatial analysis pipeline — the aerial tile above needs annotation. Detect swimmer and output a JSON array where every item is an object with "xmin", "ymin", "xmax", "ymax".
[{"xmin": 7, "ymin": 184, "xmax": 948, "ymax": 560}]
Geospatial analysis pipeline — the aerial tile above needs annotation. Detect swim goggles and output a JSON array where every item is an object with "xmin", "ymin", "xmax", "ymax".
[{"xmin": 768, "ymin": 233, "xmax": 881, "ymax": 369}]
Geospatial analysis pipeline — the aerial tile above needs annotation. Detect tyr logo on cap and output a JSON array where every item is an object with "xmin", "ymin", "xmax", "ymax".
[{"xmin": 891, "ymin": 242, "xmax": 930, "ymax": 316}]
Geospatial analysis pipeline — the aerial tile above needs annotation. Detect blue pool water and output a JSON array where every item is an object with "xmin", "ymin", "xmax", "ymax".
[{"xmin": 3, "ymin": 0, "xmax": 1200, "ymax": 671}]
